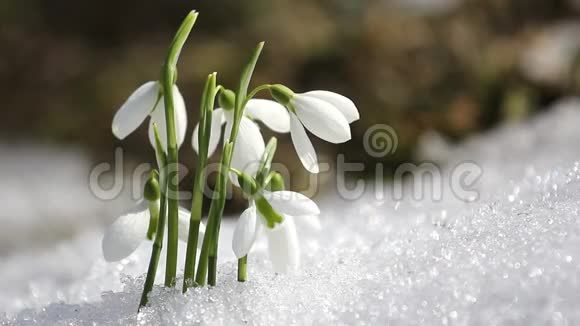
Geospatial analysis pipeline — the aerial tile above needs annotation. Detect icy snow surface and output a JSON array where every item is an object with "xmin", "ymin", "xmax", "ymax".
[{"xmin": 3, "ymin": 99, "xmax": 580, "ymax": 325}]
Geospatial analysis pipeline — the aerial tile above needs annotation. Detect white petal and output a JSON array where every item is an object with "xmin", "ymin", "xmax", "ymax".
[
  {"xmin": 245, "ymin": 99, "xmax": 291, "ymax": 133},
  {"xmin": 293, "ymin": 215, "xmax": 322, "ymax": 232},
  {"xmin": 148, "ymin": 85, "xmax": 188, "ymax": 151},
  {"xmin": 292, "ymin": 95, "xmax": 351, "ymax": 143},
  {"xmin": 112, "ymin": 81, "xmax": 159, "ymax": 140},
  {"xmin": 192, "ymin": 108, "xmax": 226, "ymax": 157},
  {"xmin": 177, "ymin": 207, "xmax": 205, "ymax": 248},
  {"xmin": 102, "ymin": 209, "xmax": 150, "ymax": 262},
  {"xmin": 249, "ymin": 200, "xmax": 267, "ymax": 236},
  {"xmin": 148, "ymin": 101, "xmax": 166, "ymax": 150},
  {"xmin": 303, "ymin": 91, "xmax": 359, "ymax": 123},
  {"xmin": 223, "ymin": 111, "xmax": 233, "ymax": 140},
  {"xmin": 262, "ymin": 190, "xmax": 320, "ymax": 216},
  {"xmin": 232, "ymin": 206, "xmax": 259, "ymax": 258},
  {"xmin": 173, "ymin": 85, "xmax": 188, "ymax": 148},
  {"xmin": 290, "ymin": 113, "xmax": 319, "ymax": 173},
  {"xmin": 265, "ymin": 217, "xmax": 299, "ymax": 273},
  {"xmin": 229, "ymin": 116, "xmax": 265, "ymax": 183}
]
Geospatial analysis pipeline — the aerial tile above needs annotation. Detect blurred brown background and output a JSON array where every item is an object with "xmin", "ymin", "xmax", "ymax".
[{"xmin": 1, "ymin": 0, "xmax": 580, "ymax": 211}]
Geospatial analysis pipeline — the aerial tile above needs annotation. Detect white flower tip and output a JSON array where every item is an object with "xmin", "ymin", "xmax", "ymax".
[
  {"xmin": 306, "ymin": 163, "xmax": 320, "ymax": 174},
  {"xmin": 303, "ymin": 90, "xmax": 360, "ymax": 124},
  {"xmin": 232, "ymin": 245, "xmax": 246, "ymax": 259},
  {"xmin": 338, "ymin": 128, "xmax": 352, "ymax": 144},
  {"xmin": 312, "ymin": 205, "xmax": 321, "ymax": 216},
  {"xmin": 264, "ymin": 191, "xmax": 320, "ymax": 216},
  {"xmin": 294, "ymin": 215, "xmax": 322, "ymax": 232},
  {"xmin": 112, "ymin": 81, "xmax": 159, "ymax": 141},
  {"xmin": 111, "ymin": 125, "xmax": 125, "ymax": 140},
  {"xmin": 293, "ymin": 95, "xmax": 352, "ymax": 144},
  {"xmin": 232, "ymin": 206, "xmax": 258, "ymax": 258},
  {"xmin": 102, "ymin": 211, "xmax": 150, "ymax": 262},
  {"xmin": 266, "ymin": 218, "xmax": 300, "ymax": 273},
  {"xmin": 289, "ymin": 113, "xmax": 319, "ymax": 174}
]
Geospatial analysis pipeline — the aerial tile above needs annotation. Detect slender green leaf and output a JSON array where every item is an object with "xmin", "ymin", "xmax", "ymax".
[
  {"xmin": 183, "ymin": 73, "xmax": 217, "ymax": 291},
  {"xmin": 256, "ymin": 137, "xmax": 277, "ymax": 186},
  {"xmin": 235, "ymin": 42, "xmax": 264, "ymax": 116},
  {"xmin": 166, "ymin": 11, "xmax": 198, "ymax": 71}
]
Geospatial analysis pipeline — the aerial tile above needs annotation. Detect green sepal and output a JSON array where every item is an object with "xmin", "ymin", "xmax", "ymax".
[
  {"xmin": 269, "ymin": 84, "xmax": 294, "ymax": 106},
  {"xmin": 146, "ymin": 200, "xmax": 160, "ymax": 240},
  {"xmin": 218, "ymin": 89, "xmax": 236, "ymax": 112},
  {"xmin": 144, "ymin": 170, "xmax": 161, "ymax": 201},
  {"xmin": 230, "ymin": 168, "xmax": 258, "ymax": 196},
  {"xmin": 266, "ymin": 172, "xmax": 285, "ymax": 191}
]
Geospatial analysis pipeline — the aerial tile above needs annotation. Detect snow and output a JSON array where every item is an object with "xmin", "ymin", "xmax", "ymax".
[{"xmin": 2, "ymin": 99, "xmax": 580, "ymax": 325}]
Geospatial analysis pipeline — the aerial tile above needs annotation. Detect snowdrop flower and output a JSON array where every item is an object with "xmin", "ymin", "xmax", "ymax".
[
  {"xmin": 265, "ymin": 85, "xmax": 359, "ymax": 173},
  {"xmin": 102, "ymin": 202, "xmax": 204, "ymax": 262},
  {"xmin": 192, "ymin": 90, "xmax": 290, "ymax": 180},
  {"xmin": 232, "ymin": 190, "xmax": 320, "ymax": 273},
  {"xmin": 112, "ymin": 81, "xmax": 187, "ymax": 151}
]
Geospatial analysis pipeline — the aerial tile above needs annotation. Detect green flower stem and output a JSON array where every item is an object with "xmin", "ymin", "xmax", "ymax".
[
  {"xmin": 183, "ymin": 73, "xmax": 218, "ymax": 292},
  {"xmin": 234, "ymin": 138, "xmax": 278, "ymax": 282},
  {"xmin": 245, "ymin": 84, "xmax": 271, "ymax": 104},
  {"xmin": 208, "ymin": 256, "xmax": 217, "ymax": 285},
  {"xmin": 195, "ymin": 42, "xmax": 265, "ymax": 286},
  {"xmin": 139, "ymin": 125, "xmax": 168, "ymax": 310},
  {"xmin": 183, "ymin": 218, "xmax": 201, "ymax": 289},
  {"xmin": 237, "ymin": 256, "xmax": 248, "ymax": 282},
  {"xmin": 207, "ymin": 146, "xmax": 233, "ymax": 286},
  {"xmin": 139, "ymin": 191, "xmax": 167, "ymax": 309},
  {"xmin": 161, "ymin": 11, "xmax": 198, "ymax": 287},
  {"xmin": 195, "ymin": 142, "xmax": 233, "ymax": 286}
]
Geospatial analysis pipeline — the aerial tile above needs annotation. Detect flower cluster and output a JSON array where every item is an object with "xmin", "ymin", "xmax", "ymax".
[
  {"xmin": 193, "ymin": 86, "xmax": 359, "ymax": 176},
  {"xmin": 100, "ymin": 11, "xmax": 359, "ymax": 309}
]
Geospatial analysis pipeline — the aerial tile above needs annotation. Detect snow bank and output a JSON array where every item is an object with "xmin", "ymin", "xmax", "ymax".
[{"xmin": 3, "ymin": 99, "xmax": 580, "ymax": 325}]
